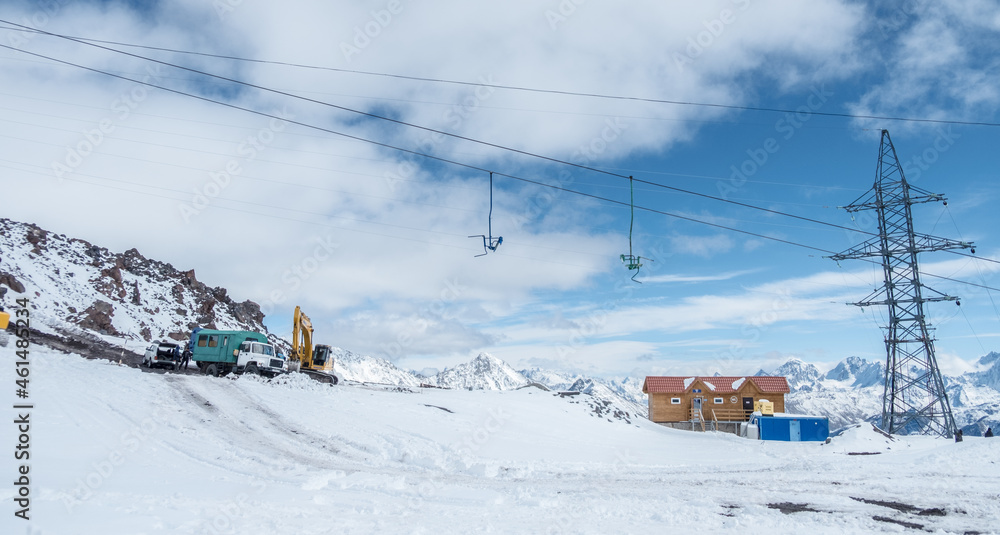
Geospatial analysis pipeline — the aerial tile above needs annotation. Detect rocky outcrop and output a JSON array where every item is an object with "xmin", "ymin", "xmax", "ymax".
[
  {"xmin": 0, "ymin": 272, "xmax": 25, "ymax": 294},
  {"xmin": 77, "ymin": 300, "xmax": 118, "ymax": 335}
]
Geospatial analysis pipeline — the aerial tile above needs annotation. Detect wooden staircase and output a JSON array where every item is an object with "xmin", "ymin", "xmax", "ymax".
[{"xmin": 690, "ymin": 408, "xmax": 707, "ymax": 431}]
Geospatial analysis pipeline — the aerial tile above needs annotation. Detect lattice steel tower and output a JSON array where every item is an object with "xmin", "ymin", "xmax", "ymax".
[{"xmin": 830, "ymin": 130, "xmax": 972, "ymax": 438}]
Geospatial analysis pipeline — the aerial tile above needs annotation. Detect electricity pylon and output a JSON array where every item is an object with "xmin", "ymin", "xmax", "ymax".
[{"xmin": 829, "ymin": 130, "xmax": 973, "ymax": 438}]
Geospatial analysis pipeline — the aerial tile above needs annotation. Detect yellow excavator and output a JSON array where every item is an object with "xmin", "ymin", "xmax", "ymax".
[{"xmin": 290, "ymin": 306, "xmax": 339, "ymax": 385}]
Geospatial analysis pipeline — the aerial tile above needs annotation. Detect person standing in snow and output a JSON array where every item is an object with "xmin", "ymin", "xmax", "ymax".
[
  {"xmin": 178, "ymin": 344, "xmax": 191, "ymax": 372},
  {"xmin": 986, "ymin": 427, "xmax": 994, "ymax": 438}
]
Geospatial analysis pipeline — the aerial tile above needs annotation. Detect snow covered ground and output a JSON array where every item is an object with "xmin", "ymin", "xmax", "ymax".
[{"xmin": 3, "ymin": 347, "xmax": 999, "ymax": 534}]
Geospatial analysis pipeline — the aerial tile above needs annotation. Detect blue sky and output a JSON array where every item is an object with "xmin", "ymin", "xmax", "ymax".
[{"xmin": 1, "ymin": 0, "xmax": 998, "ymax": 377}]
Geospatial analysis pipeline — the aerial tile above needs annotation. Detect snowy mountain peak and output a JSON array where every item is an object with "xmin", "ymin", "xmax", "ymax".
[
  {"xmin": 825, "ymin": 356, "xmax": 885, "ymax": 388},
  {"xmin": 330, "ymin": 347, "xmax": 422, "ymax": 386},
  {"xmin": 977, "ymin": 351, "xmax": 1000, "ymax": 368},
  {"xmin": 429, "ymin": 352, "xmax": 528, "ymax": 390},
  {"xmin": 760, "ymin": 357, "xmax": 823, "ymax": 392}
]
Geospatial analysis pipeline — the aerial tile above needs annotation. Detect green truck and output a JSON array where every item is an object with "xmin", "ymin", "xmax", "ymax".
[{"xmin": 187, "ymin": 328, "xmax": 288, "ymax": 377}]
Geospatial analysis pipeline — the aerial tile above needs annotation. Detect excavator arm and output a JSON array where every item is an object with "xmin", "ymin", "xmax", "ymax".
[{"xmin": 292, "ymin": 305, "xmax": 314, "ymax": 369}]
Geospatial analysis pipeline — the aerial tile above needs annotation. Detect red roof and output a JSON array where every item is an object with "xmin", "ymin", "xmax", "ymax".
[
  {"xmin": 643, "ymin": 376, "xmax": 789, "ymax": 394},
  {"xmin": 747, "ymin": 376, "xmax": 791, "ymax": 394}
]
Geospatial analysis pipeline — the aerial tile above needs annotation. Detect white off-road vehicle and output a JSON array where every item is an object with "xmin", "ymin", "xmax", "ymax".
[{"xmin": 142, "ymin": 342, "xmax": 180, "ymax": 370}]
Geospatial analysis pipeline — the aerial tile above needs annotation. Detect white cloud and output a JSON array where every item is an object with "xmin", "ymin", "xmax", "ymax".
[
  {"xmin": 641, "ymin": 268, "xmax": 761, "ymax": 284},
  {"xmin": 3, "ymin": 0, "xmax": 933, "ymax": 375},
  {"xmin": 850, "ymin": 0, "xmax": 1000, "ymax": 129}
]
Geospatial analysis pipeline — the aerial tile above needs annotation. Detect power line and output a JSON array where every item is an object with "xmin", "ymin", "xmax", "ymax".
[
  {"xmin": 3, "ymin": 22, "xmax": 999, "ymax": 129},
  {"xmin": 18, "ymin": 20, "xmax": 994, "ymax": 257},
  {"xmin": 1, "ymin": 42, "xmax": 848, "ymax": 258},
  {"xmin": 0, "ymin": 21, "xmax": 893, "ymax": 243},
  {"xmin": 0, "ymin": 161, "xmax": 608, "ymax": 267},
  {"xmin": 3, "ymin": 41, "xmax": 997, "ymax": 293}
]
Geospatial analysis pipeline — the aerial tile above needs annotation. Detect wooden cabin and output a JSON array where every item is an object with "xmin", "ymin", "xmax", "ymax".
[{"xmin": 642, "ymin": 376, "xmax": 790, "ymax": 424}]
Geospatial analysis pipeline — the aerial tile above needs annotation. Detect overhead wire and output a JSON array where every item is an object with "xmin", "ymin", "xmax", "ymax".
[
  {"xmin": 0, "ymin": 161, "xmax": 607, "ymax": 267},
  {"xmin": 0, "ymin": 21, "xmax": 983, "ymax": 246},
  {"xmin": 10, "ymin": 21, "xmax": 992, "ymax": 256},
  {"xmin": 0, "ymin": 42, "xmax": 842, "ymax": 256},
  {"xmin": 3, "ymin": 22, "xmax": 1000, "ymax": 128},
  {"xmin": 1, "ymin": 35, "xmax": 997, "ymax": 292}
]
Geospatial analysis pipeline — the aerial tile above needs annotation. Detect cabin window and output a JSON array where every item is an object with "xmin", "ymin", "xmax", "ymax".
[
  {"xmin": 714, "ymin": 397, "xmax": 724, "ymax": 404},
  {"xmin": 208, "ymin": 335, "xmax": 219, "ymax": 348},
  {"xmin": 670, "ymin": 398, "xmax": 681, "ymax": 404},
  {"xmin": 197, "ymin": 335, "xmax": 208, "ymax": 347},
  {"xmin": 223, "ymin": 336, "xmax": 229, "ymax": 346}
]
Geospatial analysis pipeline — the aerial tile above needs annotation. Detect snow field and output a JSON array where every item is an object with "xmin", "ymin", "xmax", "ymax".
[{"xmin": 2, "ymin": 347, "xmax": 999, "ymax": 534}]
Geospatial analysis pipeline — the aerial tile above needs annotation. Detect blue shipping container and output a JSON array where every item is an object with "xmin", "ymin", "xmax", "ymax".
[{"xmin": 758, "ymin": 415, "xmax": 829, "ymax": 442}]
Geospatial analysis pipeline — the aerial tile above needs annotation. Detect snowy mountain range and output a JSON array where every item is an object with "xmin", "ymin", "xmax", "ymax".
[
  {"xmin": 3, "ymin": 217, "xmax": 998, "ymax": 436},
  {"xmin": 756, "ymin": 355, "xmax": 1000, "ymax": 436}
]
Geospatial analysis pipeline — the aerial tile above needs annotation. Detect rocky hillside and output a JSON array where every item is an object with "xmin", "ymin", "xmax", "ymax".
[{"xmin": 0, "ymin": 218, "xmax": 267, "ymax": 344}]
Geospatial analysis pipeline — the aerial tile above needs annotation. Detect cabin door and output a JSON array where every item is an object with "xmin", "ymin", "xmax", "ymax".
[
  {"xmin": 789, "ymin": 420, "xmax": 801, "ymax": 441},
  {"xmin": 692, "ymin": 398, "xmax": 703, "ymax": 412},
  {"xmin": 742, "ymin": 397, "xmax": 754, "ymax": 417}
]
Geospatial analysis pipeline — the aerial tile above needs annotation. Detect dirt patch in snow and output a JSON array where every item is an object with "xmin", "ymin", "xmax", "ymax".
[
  {"xmin": 26, "ymin": 326, "xmax": 144, "ymax": 365},
  {"xmin": 851, "ymin": 496, "xmax": 948, "ymax": 516},
  {"xmin": 767, "ymin": 502, "xmax": 825, "ymax": 515}
]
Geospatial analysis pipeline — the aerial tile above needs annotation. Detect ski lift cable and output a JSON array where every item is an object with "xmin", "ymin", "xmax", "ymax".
[
  {"xmin": 7, "ymin": 42, "xmax": 999, "ymax": 292},
  {"xmin": 5, "ymin": 22, "xmax": 1000, "ymax": 128},
  {"xmin": 6, "ymin": 45, "xmax": 830, "ymax": 260},
  {"xmin": 2, "ymin": 163, "xmax": 605, "ymax": 270},
  {"xmin": 945, "ymin": 206, "xmax": 1000, "ymax": 322},
  {"xmin": 0, "ymin": 22, "xmax": 912, "ymax": 241},
  {"xmin": 958, "ymin": 305, "xmax": 989, "ymax": 357},
  {"xmin": 7, "ymin": 23, "xmax": 998, "ymax": 263}
]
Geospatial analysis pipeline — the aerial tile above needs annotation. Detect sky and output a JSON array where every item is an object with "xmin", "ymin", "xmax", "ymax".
[{"xmin": 1, "ymin": 0, "xmax": 999, "ymax": 378}]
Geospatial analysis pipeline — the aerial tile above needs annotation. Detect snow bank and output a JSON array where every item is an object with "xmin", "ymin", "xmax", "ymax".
[{"xmin": 7, "ymin": 347, "xmax": 999, "ymax": 534}]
